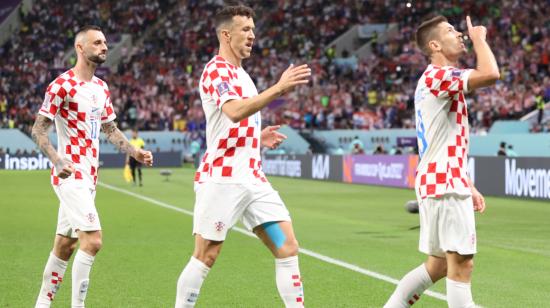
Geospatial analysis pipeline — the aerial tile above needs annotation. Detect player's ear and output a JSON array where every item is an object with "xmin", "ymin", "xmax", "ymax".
[
  {"xmin": 428, "ymin": 39, "xmax": 441, "ymax": 53},
  {"xmin": 222, "ymin": 29, "xmax": 231, "ymax": 42}
]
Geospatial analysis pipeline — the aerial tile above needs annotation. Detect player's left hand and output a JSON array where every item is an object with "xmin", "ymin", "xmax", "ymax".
[
  {"xmin": 135, "ymin": 149, "xmax": 153, "ymax": 166},
  {"xmin": 261, "ymin": 125, "xmax": 287, "ymax": 149},
  {"xmin": 471, "ymin": 187, "xmax": 486, "ymax": 213}
]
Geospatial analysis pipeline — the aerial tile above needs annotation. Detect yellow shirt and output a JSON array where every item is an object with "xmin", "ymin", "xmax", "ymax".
[{"xmin": 130, "ymin": 137, "xmax": 145, "ymax": 149}]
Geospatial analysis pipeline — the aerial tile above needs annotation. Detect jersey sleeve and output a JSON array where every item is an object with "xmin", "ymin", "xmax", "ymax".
[
  {"xmin": 38, "ymin": 81, "xmax": 66, "ymax": 120},
  {"xmin": 201, "ymin": 62, "xmax": 240, "ymax": 109},
  {"xmin": 424, "ymin": 67, "xmax": 472, "ymax": 99},
  {"xmin": 101, "ymin": 85, "xmax": 116, "ymax": 123}
]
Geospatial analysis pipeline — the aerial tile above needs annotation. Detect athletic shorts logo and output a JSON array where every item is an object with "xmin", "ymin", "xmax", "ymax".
[{"xmin": 214, "ymin": 221, "xmax": 225, "ymax": 232}]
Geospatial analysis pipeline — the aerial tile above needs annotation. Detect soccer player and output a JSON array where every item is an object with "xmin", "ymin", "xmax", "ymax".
[
  {"xmin": 32, "ymin": 25, "xmax": 153, "ymax": 307},
  {"xmin": 384, "ymin": 15, "xmax": 499, "ymax": 308},
  {"xmin": 174, "ymin": 5, "xmax": 311, "ymax": 308},
  {"xmin": 127, "ymin": 129, "xmax": 146, "ymax": 186}
]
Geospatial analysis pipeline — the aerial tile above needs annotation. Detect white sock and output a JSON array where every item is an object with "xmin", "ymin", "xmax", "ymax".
[
  {"xmin": 35, "ymin": 252, "xmax": 68, "ymax": 308},
  {"xmin": 446, "ymin": 278, "xmax": 475, "ymax": 308},
  {"xmin": 384, "ymin": 263, "xmax": 433, "ymax": 308},
  {"xmin": 275, "ymin": 256, "xmax": 304, "ymax": 307},
  {"xmin": 175, "ymin": 257, "xmax": 210, "ymax": 308},
  {"xmin": 71, "ymin": 250, "xmax": 95, "ymax": 308}
]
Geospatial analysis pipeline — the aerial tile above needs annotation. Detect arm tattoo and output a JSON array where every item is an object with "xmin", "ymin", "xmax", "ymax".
[
  {"xmin": 101, "ymin": 122, "xmax": 137, "ymax": 157},
  {"xmin": 32, "ymin": 115, "xmax": 62, "ymax": 167}
]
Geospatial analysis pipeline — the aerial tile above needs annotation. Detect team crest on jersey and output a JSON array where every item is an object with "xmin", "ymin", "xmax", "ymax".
[
  {"xmin": 217, "ymin": 81, "xmax": 230, "ymax": 96},
  {"xmin": 214, "ymin": 221, "xmax": 225, "ymax": 232}
]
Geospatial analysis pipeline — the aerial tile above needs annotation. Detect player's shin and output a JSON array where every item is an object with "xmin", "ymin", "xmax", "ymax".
[
  {"xmin": 35, "ymin": 252, "xmax": 68, "ymax": 308},
  {"xmin": 175, "ymin": 257, "xmax": 210, "ymax": 308},
  {"xmin": 71, "ymin": 250, "xmax": 95, "ymax": 308},
  {"xmin": 384, "ymin": 264, "xmax": 433, "ymax": 308},
  {"xmin": 275, "ymin": 256, "xmax": 304, "ymax": 307}
]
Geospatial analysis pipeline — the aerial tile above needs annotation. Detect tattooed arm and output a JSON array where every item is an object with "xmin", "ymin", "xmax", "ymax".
[
  {"xmin": 101, "ymin": 121, "xmax": 137, "ymax": 156},
  {"xmin": 101, "ymin": 121, "xmax": 153, "ymax": 166},
  {"xmin": 32, "ymin": 115, "xmax": 74, "ymax": 178}
]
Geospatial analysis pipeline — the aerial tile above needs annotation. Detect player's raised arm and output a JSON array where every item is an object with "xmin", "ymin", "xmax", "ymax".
[
  {"xmin": 221, "ymin": 63, "xmax": 311, "ymax": 123},
  {"xmin": 101, "ymin": 121, "xmax": 153, "ymax": 166},
  {"xmin": 465, "ymin": 15, "xmax": 500, "ymax": 91},
  {"xmin": 32, "ymin": 114, "xmax": 75, "ymax": 178}
]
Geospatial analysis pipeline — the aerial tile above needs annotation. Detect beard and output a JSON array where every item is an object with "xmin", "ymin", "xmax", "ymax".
[{"xmin": 88, "ymin": 54, "xmax": 106, "ymax": 64}]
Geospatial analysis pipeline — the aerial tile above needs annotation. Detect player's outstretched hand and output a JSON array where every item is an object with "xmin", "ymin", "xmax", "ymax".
[
  {"xmin": 136, "ymin": 149, "xmax": 154, "ymax": 167},
  {"xmin": 261, "ymin": 125, "xmax": 287, "ymax": 149},
  {"xmin": 55, "ymin": 159, "xmax": 75, "ymax": 179},
  {"xmin": 466, "ymin": 15, "xmax": 487, "ymax": 43},
  {"xmin": 276, "ymin": 63, "xmax": 311, "ymax": 94},
  {"xmin": 471, "ymin": 187, "xmax": 486, "ymax": 213}
]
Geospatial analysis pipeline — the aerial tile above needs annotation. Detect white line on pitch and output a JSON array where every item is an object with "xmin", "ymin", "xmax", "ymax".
[{"xmin": 99, "ymin": 182, "xmax": 483, "ymax": 307}]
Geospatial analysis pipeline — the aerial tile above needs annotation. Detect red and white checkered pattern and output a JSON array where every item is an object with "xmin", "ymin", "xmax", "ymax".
[
  {"xmin": 39, "ymin": 69, "xmax": 116, "ymax": 189},
  {"xmin": 292, "ymin": 274, "xmax": 304, "ymax": 305},
  {"xmin": 415, "ymin": 65, "xmax": 472, "ymax": 199},
  {"xmin": 195, "ymin": 56, "xmax": 267, "ymax": 184},
  {"xmin": 46, "ymin": 271, "xmax": 63, "ymax": 301}
]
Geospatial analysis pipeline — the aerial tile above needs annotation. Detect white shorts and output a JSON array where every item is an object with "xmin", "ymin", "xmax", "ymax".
[
  {"xmin": 54, "ymin": 182, "xmax": 101, "ymax": 238},
  {"xmin": 193, "ymin": 182, "xmax": 291, "ymax": 241},
  {"xmin": 418, "ymin": 194, "xmax": 476, "ymax": 257}
]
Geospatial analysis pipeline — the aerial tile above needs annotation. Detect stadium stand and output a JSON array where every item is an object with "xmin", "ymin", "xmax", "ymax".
[{"xmin": 0, "ymin": 0, "xmax": 548, "ymax": 155}]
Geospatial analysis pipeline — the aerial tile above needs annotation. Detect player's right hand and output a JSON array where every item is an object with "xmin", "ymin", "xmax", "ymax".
[
  {"xmin": 276, "ymin": 64, "xmax": 311, "ymax": 94},
  {"xmin": 55, "ymin": 159, "xmax": 75, "ymax": 179},
  {"xmin": 466, "ymin": 16, "xmax": 487, "ymax": 43}
]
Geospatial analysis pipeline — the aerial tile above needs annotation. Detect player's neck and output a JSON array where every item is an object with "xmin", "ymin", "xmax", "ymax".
[
  {"xmin": 218, "ymin": 45, "xmax": 242, "ymax": 67},
  {"xmin": 431, "ymin": 53, "xmax": 458, "ymax": 67},
  {"xmin": 73, "ymin": 60, "xmax": 97, "ymax": 82}
]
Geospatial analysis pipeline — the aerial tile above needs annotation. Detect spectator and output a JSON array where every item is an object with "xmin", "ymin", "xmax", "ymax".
[
  {"xmin": 497, "ymin": 142, "xmax": 507, "ymax": 156},
  {"xmin": 373, "ymin": 144, "xmax": 387, "ymax": 155},
  {"xmin": 507, "ymin": 144, "xmax": 518, "ymax": 157}
]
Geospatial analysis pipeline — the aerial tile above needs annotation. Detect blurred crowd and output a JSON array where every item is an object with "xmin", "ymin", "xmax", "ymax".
[
  {"xmin": 0, "ymin": 0, "xmax": 173, "ymax": 134},
  {"xmin": 1, "ymin": 0, "xmax": 549, "ymax": 137}
]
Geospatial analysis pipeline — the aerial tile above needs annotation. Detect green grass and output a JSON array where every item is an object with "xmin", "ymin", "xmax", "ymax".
[{"xmin": 1, "ymin": 167, "xmax": 549, "ymax": 307}]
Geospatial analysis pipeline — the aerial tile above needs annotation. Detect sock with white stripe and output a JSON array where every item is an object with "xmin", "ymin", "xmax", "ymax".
[
  {"xmin": 71, "ymin": 250, "xmax": 95, "ymax": 308},
  {"xmin": 175, "ymin": 257, "xmax": 210, "ymax": 308},
  {"xmin": 35, "ymin": 252, "xmax": 68, "ymax": 308},
  {"xmin": 446, "ymin": 278, "xmax": 475, "ymax": 308},
  {"xmin": 384, "ymin": 263, "xmax": 433, "ymax": 307},
  {"xmin": 275, "ymin": 256, "xmax": 304, "ymax": 307}
]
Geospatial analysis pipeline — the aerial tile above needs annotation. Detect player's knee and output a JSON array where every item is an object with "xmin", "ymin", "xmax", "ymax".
[
  {"xmin": 65, "ymin": 241, "xmax": 78, "ymax": 256},
  {"xmin": 194, "ymin": 250, "xmax": 219, "ymax": 268},
  {"xmin": 460, "ymin": 258, "xmax": 474, "ymax": 273},
  {"xmin": 278, "ymin": 238, "xmax": 299, "ymax": 258},
  {"xmin": 84, "ymin": 237, "xmax": 103, "ymax": 254},
  {"xmin": 56, "ymin": 241, "xmax": 77, "ymax": 260}
]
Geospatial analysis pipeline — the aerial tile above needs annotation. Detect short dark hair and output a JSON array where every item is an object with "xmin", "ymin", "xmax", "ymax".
[
  {"xmin": 214, "ymin": 5, "xmax": 255, "ymax": 31},
  {"xmin": 415, "ymin": 15, "xmax": 447, "ymax": 56},
  {"xmin": 77, "ymin": 25, "xmax": 102, "ymax": 36}
]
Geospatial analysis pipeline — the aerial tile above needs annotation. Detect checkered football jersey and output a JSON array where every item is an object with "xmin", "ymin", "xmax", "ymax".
[
  {"xmin": 39, "ymin": 69, "xmax": 116, "ymax": 189},
  {"xmin": 414, "ymin": 64, "xmax": 473, "ymax": 199},
  {"xmin": 195, "ymin": 55, "xmax": 267, "ymax": 184}
]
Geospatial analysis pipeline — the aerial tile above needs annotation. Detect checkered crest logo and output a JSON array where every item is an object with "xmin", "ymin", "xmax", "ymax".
[
  {"xmin": 86, "ymin": 213, "xmax": 96, "ymax": 223},
  {"xmin": 214, "ymin": 221, "xmax": 225, "ymax": 232}
]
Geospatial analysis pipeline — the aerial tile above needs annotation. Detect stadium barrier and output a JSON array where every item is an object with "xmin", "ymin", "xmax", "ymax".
[
  {"xmin": 0, "ymin": 151, "xmax": 182, "ymax": 170},
  {"xmin": 262, "ymin": 154, "xmax": 550, "ymax": 201}
]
